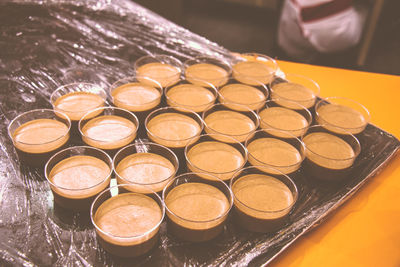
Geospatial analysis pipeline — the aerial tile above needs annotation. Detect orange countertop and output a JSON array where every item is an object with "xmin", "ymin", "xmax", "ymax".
[{"xmin": 268, "ymin": 61, "xmax": 400, "ymax": 267}]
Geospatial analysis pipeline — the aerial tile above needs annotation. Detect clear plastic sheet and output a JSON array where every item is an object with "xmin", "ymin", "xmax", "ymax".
[{"xmin": 0, "ymin": 1, "xmax": 399, "ymax": 266}]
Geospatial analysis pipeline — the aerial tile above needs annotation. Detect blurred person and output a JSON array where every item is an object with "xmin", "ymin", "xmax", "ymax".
[{"xmin": 278, "ymin": 0, "xmax": 367, "ymax": 62}]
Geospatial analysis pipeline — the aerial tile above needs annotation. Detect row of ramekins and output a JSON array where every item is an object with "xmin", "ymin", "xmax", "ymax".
[{"xmin": 42, "ymin": 140, "xmax": 297, "ymax": 257}]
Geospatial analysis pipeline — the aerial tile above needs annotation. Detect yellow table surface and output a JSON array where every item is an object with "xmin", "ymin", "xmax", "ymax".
[{"xmin": 268, "ymin": 61, "xmax": 400, "ymax": 267}]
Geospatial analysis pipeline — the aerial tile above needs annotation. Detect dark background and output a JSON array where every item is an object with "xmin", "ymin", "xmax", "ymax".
[{"xmin": 135, "ymin": 0, "xmax": 400, "ymax": 76}]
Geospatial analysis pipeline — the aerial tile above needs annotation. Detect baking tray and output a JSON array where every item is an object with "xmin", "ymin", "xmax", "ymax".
[{"xmin": 0, "ymin": 1, "xmax": 399, "ymax": 266}]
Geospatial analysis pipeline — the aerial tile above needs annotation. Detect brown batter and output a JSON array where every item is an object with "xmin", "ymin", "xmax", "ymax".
[
  {"xmin": 81, "ymin": 115, "xmax": 137, "ymax": 149},
  {"xmin": 13, "ymin": 118, "xmax": 69, "ymax": 153},
  {"xmin": 317, "ymin": 104, "xmax": 367, "ymax": 134},
  {"xmin": 232, "ymin": 174, "xmax": 294, "ymax": 219},
  {"xmin": 303, "ymin": 132, "xmax": 355, "ymax": 169},
  {"xmin": 204, "ymin": 110, "xmax": 256, "ymax": 142},
  {"xmin": 259, "ymin": 107, "xmax": 309, "ymax": 137},
  {"xmin": 185, "ymin": 63, "xmax": 229, "ymax": 87},
  {"xmin": 147, "ymin": 113, "xmax": 202, "ymax": 148},
  {"xmin": 166, "ymin": 84, "xmax": 216, "ymax": 112},
  {"xmin": 94, "ymin": 193, "xmax": 162, "ymax": 246},
  {"xmin": 112, "ymin": 82, "xmax": 161, "ymax": 112},
  {"xmin": 165, "ymin": 182, "xmax": 230, "ymax": 230},
  {"xmin": 54, "ymin": 91, "xmax": 105, "ymax": 121},
  {"xmin": 233, "ymin": 61, "xmax": 275, "ymax": 85},
  {"xmin": 116, "ymin": 152, "xmax": 176, "ymax": 192},
  {"xmin": 49, "ymin": 155, "xmax": 110, "ymax": 198},
  {"xmin": 186, "ymin": 141, "xmax": 245, "ymax": 181},
  {"xmin": 219, "ymin": 83, "xmax": 266, "ymax": 111},
  {"xmin": 247, "ymin": 138, "xmax": 302, "ymax": 174},
  {"xmin": 136, "ymin": 62, "xmax": 181, "ymax": 87},
  {"xmin": 271, "ymin": 82, "xmax": 316, "ymax": 109}
]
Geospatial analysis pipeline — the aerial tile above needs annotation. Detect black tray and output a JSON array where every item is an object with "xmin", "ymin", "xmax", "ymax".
[{"xmin": 0, "ymin": 1, "xmax": 399, "ymax": 266}]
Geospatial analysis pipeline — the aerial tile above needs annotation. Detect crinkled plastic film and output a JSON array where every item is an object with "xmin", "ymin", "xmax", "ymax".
[{"xmin": 0, "ymin": 1, "xmax": 399, "ymax": 266}]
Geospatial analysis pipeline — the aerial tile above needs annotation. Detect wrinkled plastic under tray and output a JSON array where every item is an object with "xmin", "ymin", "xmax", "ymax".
[{"xmin": 0, "ymin": 1, "xmax": 399, "ymax": 266}]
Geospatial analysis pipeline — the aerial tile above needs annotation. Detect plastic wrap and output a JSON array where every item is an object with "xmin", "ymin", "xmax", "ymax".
[{"xmin": 0, "ymin": 1, "xmax": 399, "ymax": 266}]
